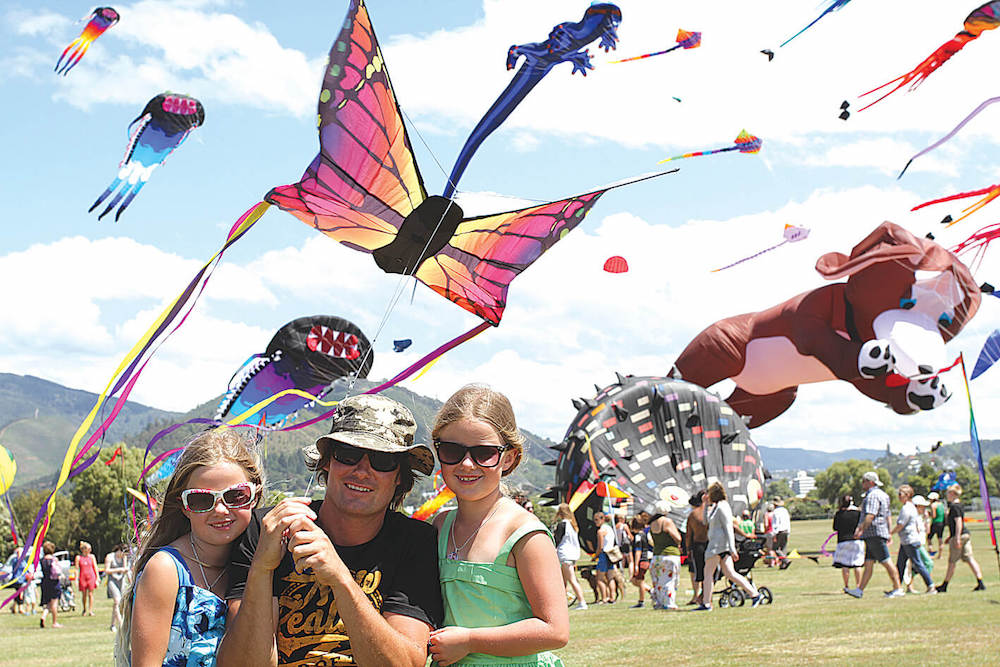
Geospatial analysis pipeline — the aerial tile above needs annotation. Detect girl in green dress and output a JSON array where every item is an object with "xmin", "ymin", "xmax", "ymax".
[{"xmin": 428, "ymin": 385, "xmax": 568, "ymax": 667}]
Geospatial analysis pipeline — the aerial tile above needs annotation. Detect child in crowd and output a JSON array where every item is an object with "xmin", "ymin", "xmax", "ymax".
[
  {"xmin": 428, "ymin": 385, "xmax": 568, "ymax": 666},
  {"xmin": 115, "ymin": 428, "xmax": 264, "ymax": 666}
]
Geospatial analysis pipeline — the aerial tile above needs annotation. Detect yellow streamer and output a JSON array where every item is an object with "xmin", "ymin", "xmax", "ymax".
[
  {"xmin": 224, "ymin": 388, "xmax": 339, "ymax": 426},
  {"xmin": 33, "ymin": 202, "xmax": 271, "ymax": 557},
  {"xmin": 409, "ymin": 356, "xmax": 440, "ymax": 383}
]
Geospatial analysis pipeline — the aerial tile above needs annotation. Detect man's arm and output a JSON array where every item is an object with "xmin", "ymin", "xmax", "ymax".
[
  {"xmin": 287, "ymin": 516, "xmax": 428, "ymax": 667},
  {"xmin": 217, "ymin": 499, "xmax": 316, "ymax": 667}
]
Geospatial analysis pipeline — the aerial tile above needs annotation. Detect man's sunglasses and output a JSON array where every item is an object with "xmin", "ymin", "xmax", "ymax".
[
  {"xmin": 181, "ymin": 483, "xmax": 256, "ymax": 513},
  {"xmin": 434, "ymin": 440, "xmax": 509, "ymax": 468},
  {"xmin": 330, "ymin": 442, "xmax": 401, "ymax": 473}
]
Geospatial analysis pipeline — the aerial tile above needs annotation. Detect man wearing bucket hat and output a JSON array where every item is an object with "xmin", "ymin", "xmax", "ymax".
[
  {"xmin": 220, "ymin": 395, "xmax": 443, "ymax": 667},
  {"xmin": 848, "ymin": 471, "xmax": 903, "ymax": 598}
]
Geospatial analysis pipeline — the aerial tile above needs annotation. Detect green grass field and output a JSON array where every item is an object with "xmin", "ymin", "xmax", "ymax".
[{"xmin": 2, "ymin": 517, "xmax": 997, "ymax": 666}]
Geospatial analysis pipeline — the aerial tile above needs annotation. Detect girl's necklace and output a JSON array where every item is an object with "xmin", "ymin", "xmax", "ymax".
[
  {"xmin": 189, "ymin": 533, "xmax": 226, "ymax": 592},
  {"xmin": 447, "ymin": 501, "xmax": 502, "ymax": 560}
]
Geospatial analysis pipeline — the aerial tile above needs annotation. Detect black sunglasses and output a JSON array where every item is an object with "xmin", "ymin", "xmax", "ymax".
[
  {"xmin": 330, "ymin": 442, "xmax": 401, "ymax": 473},
  {"xmin": 434, "ymin": 440, "xmax": 509, "ymax": 468}
]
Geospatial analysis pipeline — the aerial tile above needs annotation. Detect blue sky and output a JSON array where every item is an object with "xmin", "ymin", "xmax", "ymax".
[{"xmin": 2, "ymin": 0, "xmax": 1000, "ymax": 453}]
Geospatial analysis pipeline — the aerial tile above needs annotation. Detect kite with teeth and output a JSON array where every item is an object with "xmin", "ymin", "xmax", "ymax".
[
  {"xmin": 543, "ymin": 374, "xmax": 765, "ymax": 554},
  {"xmin": 89, "ymin": 93, "xmax": 204, "ymax": 221},
  {"xmin": 215, "ymin": 315, "xmax": 373, "ymax": 427}
]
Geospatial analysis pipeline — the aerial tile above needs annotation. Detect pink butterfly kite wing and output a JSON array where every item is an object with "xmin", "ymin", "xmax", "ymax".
[
  {"xmin": 266, "ymin": 0, "xmax": 427, "ymax": 253},
  {"xmin": 415, "ymin": 190, "xmax": 608, "ymax": 325}
]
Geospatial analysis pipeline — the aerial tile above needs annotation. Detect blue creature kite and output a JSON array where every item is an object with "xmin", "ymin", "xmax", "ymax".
[
  {"xmin": 89, "ymin": 93, "xmax": 204, "ymax": 221},
  {"xmin": 442, "ymin": 3, "xmax": 621, "ymax": 198}
]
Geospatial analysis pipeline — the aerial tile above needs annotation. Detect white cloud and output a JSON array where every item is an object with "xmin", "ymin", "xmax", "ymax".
[
  {"xmin": 12, "ymin": 1, "xmax": 322, "ymax": 116},
  {"xmin": 802, "ymin": 137, "xmax": 960, "ymax": 178}
]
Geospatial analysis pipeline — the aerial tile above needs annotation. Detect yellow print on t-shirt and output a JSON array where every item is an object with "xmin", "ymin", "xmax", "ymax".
[{"xmin": 276, "ymin": 567, "xmax": 384, "ymax": 666}]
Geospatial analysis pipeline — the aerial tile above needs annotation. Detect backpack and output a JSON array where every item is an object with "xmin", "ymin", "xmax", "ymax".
[{"xmin": 46, "ymin": 558, "xmax": 61, "ymax": 581}]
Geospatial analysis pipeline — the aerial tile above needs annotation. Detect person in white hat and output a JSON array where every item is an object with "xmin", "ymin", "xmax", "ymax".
[
  {"xmin": 927, "ymin": 491, "xmax": 946, "ymax": 559},
  {"xmin": 848, "ymin": 471, "xmax": 904, "ymax": 598}
]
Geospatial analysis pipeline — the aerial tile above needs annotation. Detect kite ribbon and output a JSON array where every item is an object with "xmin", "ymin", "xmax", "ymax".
[
  {"xmin": 19, "ymin": 202, "xmax": 271, "ymax": 571},
  {"xmin": 899, "ymin": 96, "xmax": 1000, "ymax": 179},
  {"xmin": 959, "ymin": 354, "xmax": 997, "ymax": 552},
  {"xmin": 411, "ymin": 487, "xmax": 456, "ymax": 521}
]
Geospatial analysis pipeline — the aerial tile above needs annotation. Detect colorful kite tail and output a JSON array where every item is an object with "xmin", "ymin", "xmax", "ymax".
[
  {"xmin": 912, "ymin": 184, "xmax": 1000, "ymax": 226},
  {"xmin": 54, "ymin": 38, "xmax": 88, "ymax": 75},
  {"xmin": 858, "ymin": 34, "xmax": 973, "ymax": 112}
]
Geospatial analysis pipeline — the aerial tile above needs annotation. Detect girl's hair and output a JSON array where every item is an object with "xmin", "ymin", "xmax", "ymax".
[
  {"xmin": 629, "ymin": 516, "xmax": 645, "ymax": 532},
  {"xmin": 839, "ymin": 494, "xmax": 853, "ymax": 510},
  {"xmin": 555, "ymin": 503, "xmax": 578, "ymax": 531},
  {"xmin": 898, "ymin": 484, "xmax": 913, "ymax": 499},
  {"xmin": 115, "ymin": 428, "xmax": 264, "ymax": 666},
  {"xmin": 431, "ymin": 384, "xmax": 525, "ymax": 477},
  {"xmin": 947, "ymin": 484, "xmax": 962, "ymax": 496},
  {"xmin": 42, "ymin": 541, "xmax": 55, "ymax": 555},
  {"xmin": 706, "ymin": 481, "xmax": 726, "ymax": 503},
  {"xmin": 79, "ymin": 541, "xmax": 91, "ymax": 552}
]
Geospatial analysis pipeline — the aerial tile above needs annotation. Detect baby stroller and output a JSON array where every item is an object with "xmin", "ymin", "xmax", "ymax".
[
  {"xmin": 715, "ymin": 537, "xmax": 773, "ymax": 608},
  {"xmin": 53, "ymin": 551, "xmax": 76, "ymax": 613}
]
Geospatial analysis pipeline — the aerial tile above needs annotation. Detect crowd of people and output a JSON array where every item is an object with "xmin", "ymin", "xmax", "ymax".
[
  {"xmin": 0, "ymin": 394, "xmax": 991, "ymax": 665},
  {"xmin": 830, "ymin": 471, "xmax": 986, "ymax": 598},
  {"xmin": 4, "ymin": 539, "xmax": 131, "ymax": 632},
  {"xmin": 553, "ymin": 483, "xmax": 771, "ymax": 613}
]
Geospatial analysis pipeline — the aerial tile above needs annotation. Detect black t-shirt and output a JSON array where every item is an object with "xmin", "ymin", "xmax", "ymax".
[
  {"xmin": 946, "ymin": 501, "xmax": 969, "ymax": 539},
  {"xmin": 833, "ymin": 508, "xmax": 861, "ymax": 543},
  {"xmin": 227, "ymin": 502, "xmax": 443, "ymax": 666}
]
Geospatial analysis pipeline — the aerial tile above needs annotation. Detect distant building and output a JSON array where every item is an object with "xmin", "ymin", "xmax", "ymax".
[{"xmin": 791, "ymin": 470, "xmax": 815, "ymax": 498}]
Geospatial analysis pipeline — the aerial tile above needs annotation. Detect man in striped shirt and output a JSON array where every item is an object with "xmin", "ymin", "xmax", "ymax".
[{"xmin": 847, "ymin": 471, "xmax": 904, "ymax": 598}]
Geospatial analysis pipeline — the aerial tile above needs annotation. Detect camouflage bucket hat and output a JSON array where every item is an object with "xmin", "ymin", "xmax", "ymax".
[{"xmin": 303, "ymin": 394, "xmax": 433, "ymax": 475}]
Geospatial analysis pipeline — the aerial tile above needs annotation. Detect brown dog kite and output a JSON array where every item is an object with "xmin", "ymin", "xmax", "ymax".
[{"xmin": 670, "ymin": 222, "xmax": 982, "ymax": 428}]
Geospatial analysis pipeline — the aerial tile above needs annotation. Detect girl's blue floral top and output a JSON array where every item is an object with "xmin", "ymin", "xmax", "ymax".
[{"xmin": 132, "ymin": 546, "xmax": 227, "ymax": 666}]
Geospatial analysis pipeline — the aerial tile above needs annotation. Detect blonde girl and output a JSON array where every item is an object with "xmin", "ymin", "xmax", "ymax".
[
  {"xmin": 553, "ymin": 503, "xmax": 586, "ymax": 610},
  {"xmin": 115, "ymin": 429, "xmax": 264, "ymax": 666},
  {"xmin": 428, "ymin": 385, "xmax": 568, "ymax": 667}
]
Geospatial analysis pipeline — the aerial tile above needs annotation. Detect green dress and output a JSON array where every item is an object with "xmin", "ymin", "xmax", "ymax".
[{"xmin": 437, "ymin": 511, "xmax": 564, "ymax": 667}]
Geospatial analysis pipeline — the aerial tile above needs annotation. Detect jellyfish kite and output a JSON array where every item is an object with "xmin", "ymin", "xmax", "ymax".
[
  {"xmin": 657, "ymin": 130, "xmax": 762, "ymax": 165},
  {"xmin": 543, "ymin": 375, "xmax": 765, "ymax": 553},
  {"xmin": 609, "ymin": 29, "xmax": 701, "ymax": 64},
  {"xmin": 216, "ymin": 315, "xmax": 373, "ymax": 427},
  {"xmin": 89, "ymin": 93, "xmax": 204, "ymax": 222},
  {"xmin": 54, "ymin": 6, "xmax": 119, "ymax": 76},
  {"xmin": 859, "ymin": 2, "xmax": 1000, "ymax": 112}
]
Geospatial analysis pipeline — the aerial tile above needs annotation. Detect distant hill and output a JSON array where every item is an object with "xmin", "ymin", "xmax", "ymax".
[
  {"xmin": 759, "ymin": 446, "xmax": 886, "ymax": 473},
  {"xmin": 2, "ymin": 373, "xmax": 557, "ymax": 496},
  {"xmin": 0, "ymin": 373, "xmax": 182, "ymax": 484}
]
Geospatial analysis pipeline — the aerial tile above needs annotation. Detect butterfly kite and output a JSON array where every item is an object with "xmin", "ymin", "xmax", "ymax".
[
  {"xmin": 54, "ymin": 6, "xmax": 119, "ymax": 75},
  {"xmin": 712, "ymin": 224, "xmax": 809, "ymax": 272},
  {"xmin": 859, "ymin": 2, "xmax": 1000, "ymax": 112},
  {"xmin": 216, "ymin": 315, "xmax": 373, "ymax": 427},
  {"xmin": 657, "ymin": 130, "xmax": 762, "ymax": 165},
  {"xmin": 609, "ymin": 29, "xmax": 701, "ymax": 64},
  {"xmin": 778, "ymin": 0, "xmax": 855, "ymax": 49},
  {"xmin": 90, "ymin": 93, "xmax": 205, "ymax": 221},
  {"xmin": 266, "ymin": 0, "xmax": 655, "ymax": 325}
]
